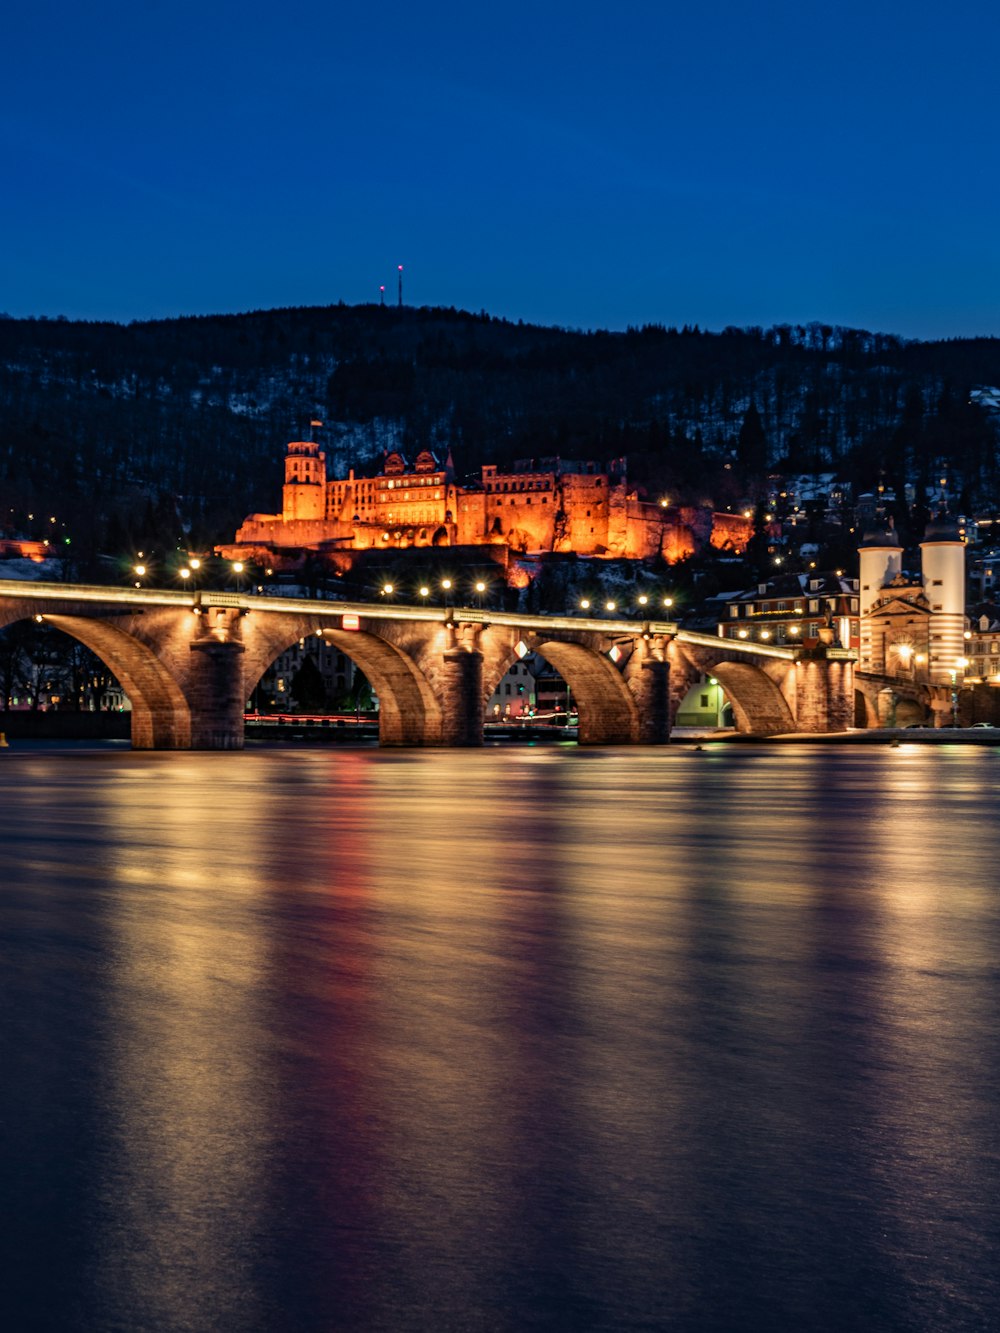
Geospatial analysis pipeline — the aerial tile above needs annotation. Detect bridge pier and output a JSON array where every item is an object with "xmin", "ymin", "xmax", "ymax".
[
  {"xmin": 188, "ymin": 636, "xmax": 247, "ymax": 750},
  {"xmin": 439, "ymin": 625, "xmax": 484, "ymax": 746},
  {"xmin": 793, "ymin": 654, "xmax": 855, "ymax": 733},
  {"xmin": 629, "ymin": 643, "xmax": 671, "ymax": 743}
]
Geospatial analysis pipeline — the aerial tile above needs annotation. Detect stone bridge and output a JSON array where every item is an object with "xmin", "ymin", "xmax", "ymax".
[{"xmin": 0, "ymin": 581, "xmax": 856, "ymax": 749}]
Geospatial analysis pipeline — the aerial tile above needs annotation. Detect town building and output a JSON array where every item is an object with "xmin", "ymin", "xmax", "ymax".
[
  {"xmin": 718, "ymin": 571, "xmax": 861, "ymax": 650},
  {"xmin": 961, "ymin": 602, "xmax": 1000, "ymax": 685}
]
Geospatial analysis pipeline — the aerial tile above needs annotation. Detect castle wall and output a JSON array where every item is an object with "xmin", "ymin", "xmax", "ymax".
[{"xmin": 709, "ymin": 512, "xmax": 752, "ymax": 553}]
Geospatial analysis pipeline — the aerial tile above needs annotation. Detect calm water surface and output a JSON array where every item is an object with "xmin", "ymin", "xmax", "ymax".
[{"xmin": 1, "ymin": 741, "xmax": 999, "ymax": 1332}]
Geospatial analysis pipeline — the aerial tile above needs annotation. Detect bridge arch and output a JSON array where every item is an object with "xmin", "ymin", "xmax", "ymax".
[
  {"xmin": 485, "ymin": 635, "xmax": 640, "ymax": 744},
  {"xmin": 691, "ymin": 659, "xmax": 795, "ymax": 735},
  {"xmin": 34, "ymin": 614, "xmax": 191, "ymax": 749},
  {"xmin": 241, "ymin": 619, "xmax": 444, "ymax": 746}
]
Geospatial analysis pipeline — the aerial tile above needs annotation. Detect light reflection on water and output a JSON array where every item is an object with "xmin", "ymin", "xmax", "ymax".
[{"xmin": 1, "ymin": 743, "xmax": 999, "ymax": 1331}]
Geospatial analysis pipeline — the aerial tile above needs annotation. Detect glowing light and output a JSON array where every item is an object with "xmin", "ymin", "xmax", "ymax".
[
  {"xmin": 605, "ymin": 600, "xmax": 617, "ymax": 612},
  {"xmin": 760, "ymin": 630, "xmax": 771, "ymax": 640},
  {"xmin": 637, "ymin": 594, "xmax": 648, "ymax": 606},
  {"xmin": 179, "ymin": 568, "xmax": 191, "ymax": 581},
  {"xmin": 189, "ymin": 558, "xmax": 201, "ymax": 570},
  {"xmin": 441, "ymin": 578, "xmax": 453, "ymax": 591},
  {"xmin": 382, "ymin": 583, "xmax": 394, "ymax": 595},
  {"xmin": 232, "ymin": 562, "xmax": 244, "ymax": 574},
  {"xmin": 134, "ymin": 564, "xmax": 146, "ymax": 576},
  {"xmin": 419, "ymin": 586, "xmax": 430, "ymax": 597},
  {"xmin": 579, "ymin": 598, "xmax": 591, "ymax": 610},
  {"xmin": 608, "ymin": 645, "xmax": 622, "ymax": 662},
  {"xmin": 662, "ymin": 596, "xmax": 673, "ymax": 608},
  {"xmin": 342, "ymin": 614, "xmax": 360, "ymax": 631},
  {"xmin": 738, "ymin": 629, "xmax": 748, "ymax": 639},
  {"xmin": 475, "ymin": 581, "xmax": 486, "ymax": 593},
  {"xmin": 789, "ymin": 624, "xmax": 801, "ymax": 635}
]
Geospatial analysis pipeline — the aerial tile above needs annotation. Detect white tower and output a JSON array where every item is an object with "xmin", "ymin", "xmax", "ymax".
[
  {"xmin": 859, "ymin": 524, "xmax": 902, "ymax": 616},
  {"xmin": 858, "ymin": 524, "xmax": 902, "ymax": 672},
  {"xmin": 920, "ymin": 515, "xmax": 966, "ymax": 684}
]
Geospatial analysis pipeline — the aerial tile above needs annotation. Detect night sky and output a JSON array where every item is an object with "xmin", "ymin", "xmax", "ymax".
[{"xmin": 3, "ymin": 1, "xmax": 997, "ymax": 336}]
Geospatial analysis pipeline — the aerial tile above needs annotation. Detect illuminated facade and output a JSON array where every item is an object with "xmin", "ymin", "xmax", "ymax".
[
  {"xmin": 719, "ymin": 571, "xmax": 861, "ymax": 651},
  {"xmin": 220, "ymin": 440, "xmax": 751, "ymax": 567},
  {"xmin": 859, "ymin": 517, "xmax": 965, "ymax": 685}
]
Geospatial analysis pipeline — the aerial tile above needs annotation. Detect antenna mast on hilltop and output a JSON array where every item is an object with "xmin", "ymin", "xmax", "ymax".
[
  {"xmin": 398, "ymin": 264, "xmax": 403, "ymax": 308},
  {"xmin": 379, "ymin": 285, "xmax": 385, "ymax": 306}
]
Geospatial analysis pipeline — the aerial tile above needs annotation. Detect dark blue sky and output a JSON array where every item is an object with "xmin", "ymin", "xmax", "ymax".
[{"xmin": 3, "ymin": 1, "xmax": 997, "ymax": 336}]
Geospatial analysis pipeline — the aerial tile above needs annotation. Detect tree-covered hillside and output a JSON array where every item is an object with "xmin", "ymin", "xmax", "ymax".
[{"xmin": 2, "ymin": 304, "xmax": 999, "ymax": 567}]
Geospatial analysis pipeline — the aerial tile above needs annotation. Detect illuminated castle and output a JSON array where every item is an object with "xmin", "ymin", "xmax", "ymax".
[{"xmin": 221, "ymin": 439, "xmax": 751, "ymax": 567}]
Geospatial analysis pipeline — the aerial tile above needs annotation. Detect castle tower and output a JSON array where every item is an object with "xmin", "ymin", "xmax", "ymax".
[
  {"xmin": 282, "ymin": 440, "xmax": 327, "ymax": 522},
  {"xmin": 920, "ymin": 514, "xmax": 966, "ymax": 684}
]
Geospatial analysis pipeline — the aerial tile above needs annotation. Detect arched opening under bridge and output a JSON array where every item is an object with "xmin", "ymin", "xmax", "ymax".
[
  {"xmin": 484, "ymin": 637, "xmax": 640, "ymax": 744},
  {"xmin": 243, "ymin": 622, "xmax": 444, "ymax": 746},
  {"xmin": 706, "ymin": 660, "xmax": 795, "ymax": 735},
  {"xmin": 5, "ymin": 613, "xmax": 191, "ymax": 749}
]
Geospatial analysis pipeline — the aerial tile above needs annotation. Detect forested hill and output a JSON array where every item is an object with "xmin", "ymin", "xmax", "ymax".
[{"xmin": 2, "ymin": 304, "xmax": 999, "ymax": 557}]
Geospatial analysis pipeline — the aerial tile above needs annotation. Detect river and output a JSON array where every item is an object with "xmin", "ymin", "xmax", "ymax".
[{"xmin": 1, "ymin": 741, "xmax": 998, "ymax": 1331}]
